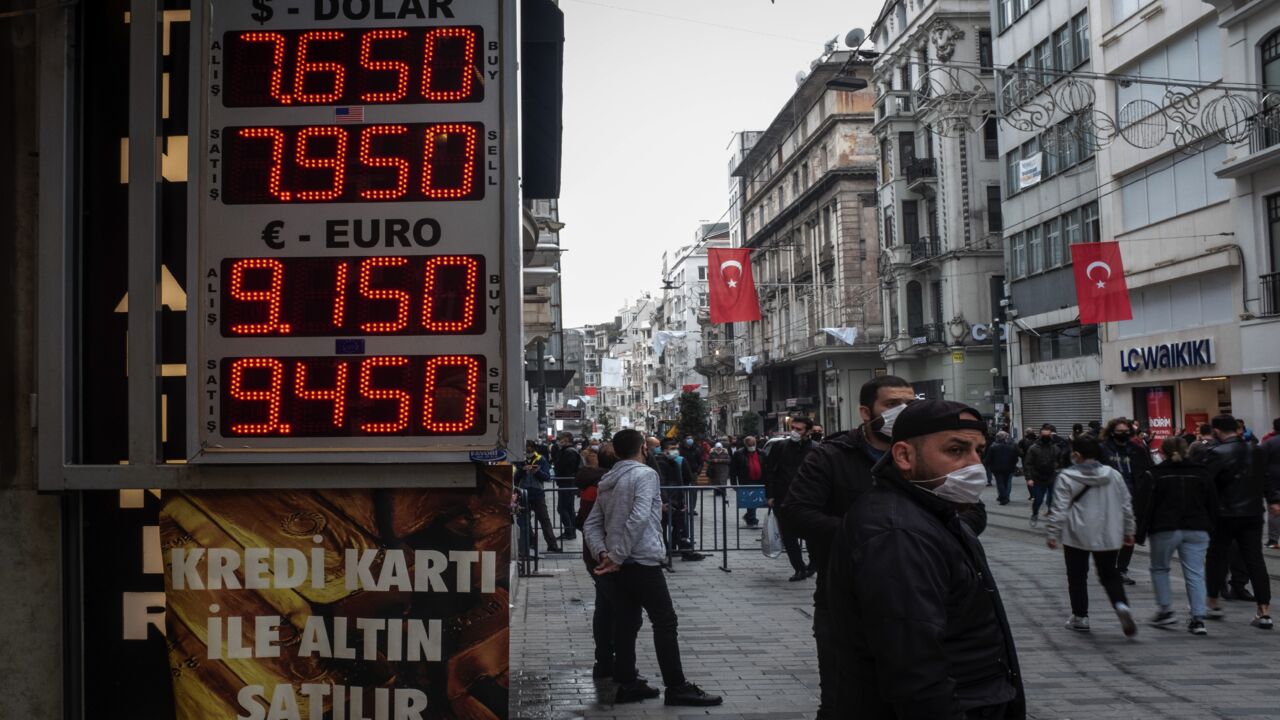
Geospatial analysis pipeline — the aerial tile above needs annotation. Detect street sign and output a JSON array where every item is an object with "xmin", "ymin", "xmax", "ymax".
[
  {"xmin": 191, "ymin": 0, "xmax": 517, "ymax": 462},
  {"xmin": 550, "ymin": 408, "xmax": 583, "ymax": 420}
]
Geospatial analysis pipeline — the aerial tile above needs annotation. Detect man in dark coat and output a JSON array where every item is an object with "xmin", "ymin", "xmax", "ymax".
[
  {"xmin": 827, "ymin": 401, "xmax": 1024, "ymax": 719},
  {"xmin": 983, "ymin": 431, "xmax": 1021, "ymax": 505},
  {"xmin": 765, "ymin": 416, "xmax": 818, "ymax": 581},
  {"xmin": 1023, "ymin": 424, "xmax": 1061, "ymax": 527},
  {"xmin": 1100, "ymin": 418, "xmax": 1153, "ymax": 583},
  {"xmin": 784, "ymin": 376, "xmax": 916, "ymax": 719},
  {"xmin": 553, "ymin": 432, "xmax": 583, "ymax": 540},
  {"xmin": 1203, "ymin": 414, "xmax": 1273, "ymax": 628},
  {"xmin": 655, "ymin": 437, "xmax": 703, "ymax": 561}
]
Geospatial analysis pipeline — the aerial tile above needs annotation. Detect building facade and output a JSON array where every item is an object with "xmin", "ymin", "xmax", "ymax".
[
  {"xmin": 735, "ymin": 52, "xmax": 884, "ymax": 434},
  {"xmin": 992, "ymin": 0, "xmax": 1105, "ymax": 432},
  {"xmin": 872, "ymin": 0, "xmax": 1007, "ymax": 420},
  {"xmin": 1088, "ymin": 0, "xmax": 1280, "ymax": 435}
]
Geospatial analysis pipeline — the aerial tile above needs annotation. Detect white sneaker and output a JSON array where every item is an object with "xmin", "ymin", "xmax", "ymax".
[
  {"xmin": 1065, "ymin": 615, "xmax": 1090, "ymax": 632},
  {"xmin": 1115, "ymin": 602, "xmax": 1138, "ymax": 637}
]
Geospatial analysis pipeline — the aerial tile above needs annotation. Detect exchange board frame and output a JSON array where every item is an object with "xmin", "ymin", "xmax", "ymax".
[{"xmin": 187, "ymin": 0, "xmax": 521, "ymax": 464}]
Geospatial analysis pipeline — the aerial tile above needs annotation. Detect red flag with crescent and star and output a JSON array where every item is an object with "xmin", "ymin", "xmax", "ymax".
[
  {"xmin": 708, "ymin": 248, "xmax": 761, "ymax": 323},
  {"xmin": 1070, "ymin": 241, "xmax": 1133, "ymax": 324}
]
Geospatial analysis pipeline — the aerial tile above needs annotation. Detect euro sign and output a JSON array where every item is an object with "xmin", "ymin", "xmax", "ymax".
[
  {"xmin": 261, "ymin": 220, "xmax": 284, "ymax": 249},
  {"xmin": 251, "ymin": 0, "xmax": 273, "ymax": 24}
]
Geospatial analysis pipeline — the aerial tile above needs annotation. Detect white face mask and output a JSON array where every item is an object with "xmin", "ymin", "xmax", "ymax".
[
  {"xmin": 666, "ymin": 449, "xmax": 680, "ymax": 458},
  {"xmin": 874, "ymin": 403, "xmax": 909, "ymax": 440},
  {"xmin": 912, "ymin": 463, "xmax": 988, "ymax": 505},
  {"xmin": 789, "ymin": 430, "xmax": 803, "ymax": 442},
  {"xmin": 746, "ymin": 446, "xmax": 757, "ymax": 453}
]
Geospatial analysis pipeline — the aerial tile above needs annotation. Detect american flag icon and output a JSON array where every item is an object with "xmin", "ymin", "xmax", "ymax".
[{"xmin": 335, "ymin": 106, "xmax": 365, "ymax": 123}]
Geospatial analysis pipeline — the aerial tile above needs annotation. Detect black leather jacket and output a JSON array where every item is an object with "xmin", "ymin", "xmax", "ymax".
[
  {"xmin": 1204, "ymin": 436, "xmax": 1264, "ymax": 518},
  {"xmin": 826, "ymin": 463, "xmax": 1023, "ymax": 719}
]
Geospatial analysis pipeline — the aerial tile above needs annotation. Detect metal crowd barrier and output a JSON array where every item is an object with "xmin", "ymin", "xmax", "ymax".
[{"xmin": 513, "ymin": 478, "xmax": 771, "ymax": 575}]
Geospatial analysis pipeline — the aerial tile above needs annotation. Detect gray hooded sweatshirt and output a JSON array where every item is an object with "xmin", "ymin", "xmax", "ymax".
[
  {"xmin": 583, "ymin": 459, "xmax": 666, "ymax": 566},
  {"xmin": 1045, "ymin": 460, "xmax": 1136, "ymax": 551}
]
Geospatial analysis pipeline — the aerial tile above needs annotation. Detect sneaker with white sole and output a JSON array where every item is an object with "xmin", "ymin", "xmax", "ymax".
[
  {"xmin": 1252, "ymin": 615, "xmax": 1273, "ymax": 630},
  {"xmin": 1114, "ymin": 602, "xmax": 1138, "ymax": 637},
  {"xmin": 1206, "ymin": 606, "xmax": 1225, "ymax": 619},
  {"xmin": 1065, "ymin": 615, "xmax": 1090, "ymax": 632},
  {"xmin": 1188, "ymin": 618, "xmax": 1207, "ymax": 635},
  {"xmin": 1149, "ymin": 610, "xmax": 1177, "ymax": 627}
]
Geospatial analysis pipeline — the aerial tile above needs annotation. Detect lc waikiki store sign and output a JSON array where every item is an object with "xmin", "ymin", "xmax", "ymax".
[{"xmin": 1119, "ymin": 339, "xmax": 1214, "ymax": 374}]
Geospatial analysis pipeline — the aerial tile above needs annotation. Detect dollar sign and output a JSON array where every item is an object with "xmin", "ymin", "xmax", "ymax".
[{"xmin": 250, "ymin": 0, "xmax": 274, "ymax": 24}]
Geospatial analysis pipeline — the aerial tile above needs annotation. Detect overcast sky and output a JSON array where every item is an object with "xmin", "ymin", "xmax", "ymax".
[{"xmin": 556, "ymin": 0, "xmax": 882, "ymax": 328}]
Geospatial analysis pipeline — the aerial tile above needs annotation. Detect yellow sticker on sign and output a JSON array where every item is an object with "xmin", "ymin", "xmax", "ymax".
[{"xmin": 951, "ymin": 351, "xmax": 965, "ymax": 363}]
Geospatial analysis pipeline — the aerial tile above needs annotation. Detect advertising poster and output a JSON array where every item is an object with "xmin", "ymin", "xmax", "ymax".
[
  {"xmin": 161, "ymin": 467, "xmax": 512, "ymax": 720},
  {"xmin": 1184, "ymin": 412, "xmax": 1210, "ymax": 434},
  {"xmin": 1144, "ymin": 387, "xmax": 1176, "ymax": 443}
]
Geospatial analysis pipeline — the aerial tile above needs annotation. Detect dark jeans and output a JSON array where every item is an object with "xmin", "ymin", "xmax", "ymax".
[
  {"xmin": 812, "ymin": 597, "xmax": 838, "ymax": 719},
  {"xmin": 589, "ymin": 572, "xmax": 615, "ymax": 668},
  {"xmin": 783, "ymin": 531, "xmax": 806, "ymax": 574},
  {"xmin": 668, "ymin": 488, "xmax": 696, "ymax": 549},
  {"xmin": 1064, "ymin": 546, "xmax": 1128, "ymax": 617},
  {"xmin": 742, "ymin": 507, "xmax": 758, "ymax": 524},
  {"xmin": 520, "ymin": 487, "xmax": 560, "ymax": 554},
  {"xmin": 611, "ymin": 563, "xmax": 687, "ymax": 688},
  {"xmin": 1116, "ymin": 544, "xmax": 1134, "ymax": 574},
  {"xmin": 1030, "ymin": 478, "xmax": 1053, "ymax": 517},
  {"xmin": 555, "ymin": 478, "xmax": 577, "ymax": 537},
  {"xmin": 1207, "ymin": 516, "xmax": 1272, "ymax": 605},
  {"xmin": 993, "ymin": 473, "xmax": 1012, "ymax": 504}
]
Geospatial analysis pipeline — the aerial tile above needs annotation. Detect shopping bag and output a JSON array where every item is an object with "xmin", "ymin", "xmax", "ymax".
[{"xmin": 761, "ymin": 510, "xmax": 783, "ymax": 558}]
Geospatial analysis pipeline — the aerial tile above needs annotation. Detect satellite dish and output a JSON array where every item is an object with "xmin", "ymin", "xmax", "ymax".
[
  {"xmin": 845, "ymin": 28, "xmax": 866, "ymax": 48},
  {"xmin": 795, "ymin": 70, "xmax": 808, "ymax": 86}
]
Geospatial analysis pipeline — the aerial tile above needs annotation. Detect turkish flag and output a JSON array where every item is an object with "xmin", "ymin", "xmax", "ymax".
[
  {"xmin": 708, "ymin": 248, "xmax": 761, "ymax": 323},
  {"xmin": 1070, "ymin": 242, "xmax": 1133, "ymax": 324}
]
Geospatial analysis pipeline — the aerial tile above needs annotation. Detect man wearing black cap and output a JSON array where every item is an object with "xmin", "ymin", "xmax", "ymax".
[{"xmin": 827, "ymin": 400, "xmax": 1024, "ymax": 719}]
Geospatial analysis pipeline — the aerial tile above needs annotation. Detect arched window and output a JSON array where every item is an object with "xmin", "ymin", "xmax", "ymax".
[
  {"xmin": 1263, "ymin": 29, "xmax": 1280, "ymax": 149},
  {"xmin": 906, "ymin": 281, "xmax": 924, "ymax": 333}
]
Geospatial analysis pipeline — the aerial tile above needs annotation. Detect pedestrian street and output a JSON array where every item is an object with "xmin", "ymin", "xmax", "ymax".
[{"xmin": 512, "ymin": 486, "xmax": 1280, "ymax": 720}]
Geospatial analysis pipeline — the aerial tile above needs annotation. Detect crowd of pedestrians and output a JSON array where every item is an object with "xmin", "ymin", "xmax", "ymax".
[{"xmin": 514, "ymin": 383, "xmax": 1280, "ymax": 718}]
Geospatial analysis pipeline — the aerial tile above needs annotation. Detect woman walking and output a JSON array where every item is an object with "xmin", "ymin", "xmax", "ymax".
[
  {"xmin": 1133, "ymin": 436, "xmax": 1217, "ymax": 635},
  {"xmin": 1045, "ymin": 435, "xmax": 1139, "ymax": 637}
]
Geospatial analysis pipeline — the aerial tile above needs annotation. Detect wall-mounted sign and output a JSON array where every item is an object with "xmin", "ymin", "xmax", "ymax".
[
  {"xmin": 1119, "ymin": 338, "xmax": 1214, "ymax": 374},
  {"xmin": 970, "ymin": 323, "xmax": 1007, "ymax": 343}
]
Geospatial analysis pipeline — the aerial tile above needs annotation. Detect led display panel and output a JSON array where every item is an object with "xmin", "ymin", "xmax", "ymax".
[{"xmin": 194, "ymin": 1, "xmax": 511, "ymax": 460}]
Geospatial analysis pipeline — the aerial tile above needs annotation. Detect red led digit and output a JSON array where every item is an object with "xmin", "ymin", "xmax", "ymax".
[
  {"xmin": 240, "ymin": 32, "xmax": 292, "ymax": 104},
  {"xmin": 295, "ymin": 361, "xmax": 348, "ymax": 428},
  {"xmin": 421, "ymin": 123, "xmax": 478, "ymax": 199},
  {"xmin": 295, "ymin": 126, "xmax": 348, "ymax": 201},
  {"xmin": 229, "ymin": 358, "xmax": 291, "ymax": 434},
  {"xmin": 422, "ymin": 255, "xmax": 480, "ymax": 332},
  {"xmin": 358, "ymin": 125, "xmax": 410, "ymax": 200},
  {"xmin": 332, "ymin": 261, "xmax": 349, "ymax": 328},
  {"xmin": 422, "ymin": 355, "xmax": 481, "ymax": 433},
  {"xmin": 228, "ymin": 258, "xmax": 291, "ymax": 334},
  {"xmin": 293, "ymin": 31, "xmax": 346, "ymax": 104},
  {"xmin": 359, "ymin": 29, "xmax": 410, "ymax": 102},
  {"xmin": 359, "ymin": 356, "xmax": 411, "ymax": 433},
  {"xmin": 421, "ymin": 27, "xmax": 478, "ymax": 102},
  {"xmin": 357, "ymin": 257, "xmax": 410, "ymax": 332},
  {"xmin": 237, "ymin": 128, "xmax": 291, "ymax": 201}
]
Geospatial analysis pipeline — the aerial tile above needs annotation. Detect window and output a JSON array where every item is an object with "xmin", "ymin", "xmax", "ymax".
[
  {"xmin": 978, "ymin": 30, "xmax": 993, "ymax": 74},
  {"xmin": 792, "ymin": 172, "xmax": 800, "ymax": 197},
  {"xmin": 987, "ymin": 185, "xmax": 1004, "ymax": 232},
  {"xmin": 883, "ymin": 208, "xmax": 896, "ymax": 247},
  {"xmin": 998, "ymin": 0, "xmax": 1012, "ymax": 31},
  {"xmin": 1117, "ymin": 18, "xmax": 1221, "ymax": 115},
  {"xmin": 880, "ymin": 139, "xmax": 892, "ymax": 181},
  {"xmin": 1054, "ymin": 25, "xmax": 1073, "ymax": 74},
  {"xmin": 1261, "ymin": 30, "xmax": 1280, "ymax": 150},
  {"xmin": 1005, "ymin": 152, "xmax": 1020, "ymax": 198},
  {"xmin": 1083, "ymin": 202, "xmax": 1100, "ymax": 244},
  {"xmin": 1072, "ymin": 12, "xmax": 1090, "ymax": 67},
  {"xmin": 698, "ymin": 266, "xmax": 707, "ymax": 280},
  {"xmin": 1269, "ymin": 194, "xmax": 1280, "ymax": 274},
  {"xmin": 1045, "ymin": 217, "xmax": 1063, "ymax": 267},
  {"xmin": 906, "ymin": 281, "xmax": 924, "ymax": 331},
  {"xmin": 1011, "ymin": 233, "xmax": 1027, "ymax": 278},
  {"xmin": 1043, "ymin": 126, "xmax": 1061, "ymax": 176},
  {"xmin": 801, "ymin": 161, "xmax": 810, "ymax": 188},
  {"xmin": 1034, "ymin": 40, "xmax": 1053, "ymax": 85},
  {"xmin": 1027, "ymin": 225, "xmax": 1044, "ymax": 274},
  {"xmin": 898, "ymin": 131, "xmax": 916, "ymax": 170},
  {"xmin": 1119, "ymin": 145, "xmax": 1231, "ymax": 231},
  {"xmin": 1032, "ymin": 326, "xmax": 1099, "ymax": 361},
  {"xmin": 983, "ymin": 117, "xmax": 999, "ymax": 159},
  {"xmin": 1064, "ymin": 208, "xmax": 1082, "ymax": 247},
  {"xmin": 930, "ymin": 280, "xmax": 944, "ymax": 325},
  {"xmin": 1111, "ymin": 0, "xmax": 1154, "ymax": 26}
]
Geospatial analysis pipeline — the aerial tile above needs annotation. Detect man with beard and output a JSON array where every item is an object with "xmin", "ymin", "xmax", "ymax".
[{"xmin": 827, "ymin": 401, "xmax": 1024, "ymax": 718}]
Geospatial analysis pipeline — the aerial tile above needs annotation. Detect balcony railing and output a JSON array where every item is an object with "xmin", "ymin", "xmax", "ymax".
[
  {"xmin": 908, "ymin": 323, "xmax": 945, "ymax": 346},
  {"xmin": 1261, "ymin": 272, "xmax": 1280, "ymax": 317},
  {"xmin": 1249, "ymin": 105, "xmax": 1280, "ymax": 155},
  {"xmin": 906, "ymin": 157, "xmax": 937, "ymax": 186},
  {"xmin": 910, "ymin": 237, "xmax": 941, "ymax": 262}
]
